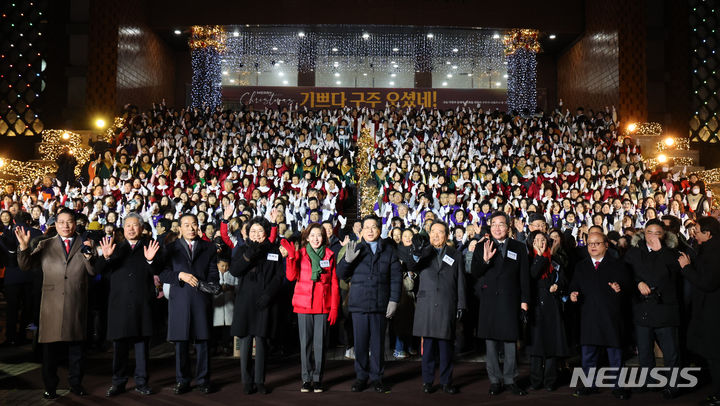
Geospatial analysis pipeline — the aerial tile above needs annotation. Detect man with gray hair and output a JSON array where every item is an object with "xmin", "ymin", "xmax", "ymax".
[{"xmin": 97, "ymin": 213, "xmax": 161, "ymax": 397}]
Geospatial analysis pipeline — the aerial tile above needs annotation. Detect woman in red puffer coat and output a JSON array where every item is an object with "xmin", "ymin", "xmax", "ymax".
[{"xmin": 280, "ymin": 223, "xmax": 339, "ymax": 393}]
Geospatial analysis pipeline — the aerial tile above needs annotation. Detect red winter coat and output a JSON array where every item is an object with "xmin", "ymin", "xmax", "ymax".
[{"xmin": 285, "ymin": 247, "xmax": 339, "ymax": 314}]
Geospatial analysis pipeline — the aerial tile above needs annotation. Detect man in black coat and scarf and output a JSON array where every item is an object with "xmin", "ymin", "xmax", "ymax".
[
  {"xmin": 678, "ymin": 216, "xmax": 720, "ymax": 406},
  {"xmin": 97, "ymin": 213, "xmax": 161, "ymax": 397},
  {"xmin": 624, "ymin": 219, "xmax": 682, "ymax": 398},
  {"xmin": 570, "ymin": 232, "xmax": 631, "ymax": 399},
  {"xmin": 470, "ymin": 212, "xmax": 530, "ymax": 396}
]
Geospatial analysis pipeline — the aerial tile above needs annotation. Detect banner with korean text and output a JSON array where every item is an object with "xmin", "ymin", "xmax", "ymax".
[{"xmin": 222, "ymin": 87, "xmax": 507, "ymax": 111}]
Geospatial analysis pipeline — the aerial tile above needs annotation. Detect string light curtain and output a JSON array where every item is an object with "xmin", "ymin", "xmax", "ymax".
[
  {"xmin": 504, "ymin": 29, "xmax": 540, "ymax": 114},
  {"xmin": 190, "ymin": 25, "xmax": 225, "ymax": 108}
]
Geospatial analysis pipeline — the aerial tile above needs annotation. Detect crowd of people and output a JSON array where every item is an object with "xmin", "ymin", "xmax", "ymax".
[{"xmin": 1, "ymin": 100, "xmax": 719, "ymax": 403}]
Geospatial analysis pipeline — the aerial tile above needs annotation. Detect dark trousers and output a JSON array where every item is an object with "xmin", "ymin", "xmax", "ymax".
[
  {"xmin": 707, "ymin": 357, "xmax": 720, "ymax": 396},
  {"xmin": 42, "ymin": 341, "xmax": 85, "ymax": 391},
  {"xmin": 422, "ymin": 337, "xmax": 454, "ymax": 385},
  {"xmin": 112, "ymin": 337, "xmax": 149, "ymax": 386},
  {"xmin": 530, "ymin": 356, "xmax": 558, "ymax": 388},
  {"xmin": 581, "ymin": 345, "xmax": 622, "ymax": 388},
  {"xmin": 4, "ymin": 283, "xmax": 32, "ymax": 343},
  {"xmin": 238, "ymin": 336, "xmax": 267, "ymax": 384},
  {"xmin": 636, "ymin": 325, "xmax": 679, "ymax": 368},
  {"xmin": 352, "ymin": 312, "xmax": 386, "ymax": 382},
  {"xmin": 485, "ymin": 339, "xmax": 517, "ymax": 385},
  {"xmin": 175, "ymin": 340, "xmax": 209, "ymax": 385}
]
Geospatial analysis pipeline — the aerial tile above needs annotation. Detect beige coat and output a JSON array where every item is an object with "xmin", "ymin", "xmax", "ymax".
[{"xmin": 17, "ymin": 235, "xmax": 95, "ymax": 343}]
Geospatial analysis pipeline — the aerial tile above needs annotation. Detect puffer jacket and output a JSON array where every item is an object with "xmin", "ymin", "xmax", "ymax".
[{"xmin": 286, "ymin": 246, "xmax": 340, "ymax": 314}]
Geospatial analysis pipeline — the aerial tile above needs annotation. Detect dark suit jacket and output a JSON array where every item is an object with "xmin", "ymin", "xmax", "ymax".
[{"xmin": 161, "ymin": 238, "xmax": 218, "ymax": 341}]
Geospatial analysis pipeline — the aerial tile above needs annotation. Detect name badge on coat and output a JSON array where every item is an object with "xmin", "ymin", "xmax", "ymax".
[
  {"xmin": 320, "ymin": 260, "xmax": 330, "ymax": 268},
  {"xmin": 442, "ymin": 255, "xmax": 455, "ymax": 266},
  {"xmin": 507, "ymin": 251, "xmax": 517, "ymax": 261},
  {"xmin": 267, "ymin": 253, "xmax": 279, "ymax": 261}
]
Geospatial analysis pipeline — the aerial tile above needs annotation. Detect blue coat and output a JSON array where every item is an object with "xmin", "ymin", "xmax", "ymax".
[
  {"xmin": 161, "ymin": 238, "xmax": 219, "ymax": 341},
  {"xmin": 337, "ymin": 240, "xmax": 402, "ymax": 313}
]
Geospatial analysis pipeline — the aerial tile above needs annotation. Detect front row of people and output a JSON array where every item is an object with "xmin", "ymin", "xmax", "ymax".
[{"xmin": 12, "ymin": 209, "xmax": 720, "ymax": 403}]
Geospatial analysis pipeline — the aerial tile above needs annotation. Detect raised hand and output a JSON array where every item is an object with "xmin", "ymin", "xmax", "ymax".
[
  {"xmin": 340, "ymin": 235, "xmax": 350, "ymax": 247},
  {"xmin": 223, "ymin": 204, "xmax": 234, "ymax": 220},
  {"xmin": 99, "ymin": 236, "xmax": 115, "ymax": 259},
  {"xmin": 482, "ymin": 239, "xmax": 497, "ymax": 263},
  {"xmin": 144, "ymin": 240, "xmax": 160, "ymax": 261},
  {"xmin": 14, "ymin": 226, "xmax": 31, "ymax": 250},
  {"xmin": 678, "ymin": 252, "xmax": 690, "ymax": 268},
  {"xmin": 344, "ymin": 240, "xmax": 360, "ymax": 263},
  {"xmin": 608, "ymin": 282, "xmax": 621, "ymax": 293}
]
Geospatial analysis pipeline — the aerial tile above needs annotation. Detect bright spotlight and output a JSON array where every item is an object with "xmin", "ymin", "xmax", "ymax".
[
  {"xmin": 95, "ymin": 118, "xmax": 106, "ymax": 129},
  {"xmin": 627, "ymin": 123, "xmax": 637, "ymax": 132},
  {"xmin": 664, "ymin": 137, "xmax": 675, "ymax": 147},
  {"xmin": 657, "ymin": 154, "xmax": 668, "ymax": 164},
  {"xmin": 173, "ymin": 29, "xmax": 181, "ymax": 35},
  {"xmin": 62, "ymin": 132, "xmax": 70, "ymax": 140}
]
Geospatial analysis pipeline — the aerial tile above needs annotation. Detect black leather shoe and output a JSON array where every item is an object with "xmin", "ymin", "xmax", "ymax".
[
  {"xmin": 422, "ymin": 383, "xmax": 434, "ymax": 393},
  {"xmin": 134, "ymin": 385, "xmax": 152, "ymax": 395},
  {"xmin": 70, "ymin": 385, "xmax": 88, "ymax": 396},
  {"xmin": 243, "ymin": 383, "xmax": 255, "ymax": 394},
  {"xmin": 509, "ymin": 383, "xmax": 527, "ymax": 396},
  {"xmin": 489, "ymin": 383, "xmax": 503, "ymax": 395},
  {"xmin": 612, "ymin": 388, "xmax": 630, "ymax": 400},
  {"xmin": 301, "ymin": 382, "xmax": 312, "ymax": 393},
  {"xmin": 256, "ymin": 384, "xmax": 269, "ymax": 394},
  {"xmin": 442, "ymin": 384, "xmax": 458, "ymax": 394},
  {"xmin": 106, "ymin": 385, "xmax": 125, "ymax": 397},
  {"xmin": 196, "ymin": 383, "xmax": 213, "ymax": 394},
  {"xmin": 173, "ymin": 382, "xmax": 190, "ymax": 395},
  {"xmin": 351, "ymin": 380, "xmax": 367, "ymax": 392},
  {"xmin": 312, "ymin": 382, "xmax": 324, "ymax": 393},
  {"xmin": 42, "ymin": 391, "xmax": 59, "ymax": 400},
  {"xmin": 373, "ymin": 381, "xmax": 390, "ymax": 393}
]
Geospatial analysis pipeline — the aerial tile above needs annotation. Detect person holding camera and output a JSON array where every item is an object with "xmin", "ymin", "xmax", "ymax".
[
  {"xmin": 230, "ymin": 216, "xmax": 284, "ymax": 395},
  {"xmin": 96, "ymin": 213, "xmax": 162, "ymax": 397},
  {"xmin": 624, "ymin": 219, "xmax": 682, "ymax": 398},
  {"xmin": 15, "ymin": 208, "xmax": 95, "ymax": 400},
  {"xmin": 161, "ymin": 213, "xmax": 219, "ymax": 395},
  {"xmin": 407, "ymin": 222, "xmax": 466, "ymax": 394}
]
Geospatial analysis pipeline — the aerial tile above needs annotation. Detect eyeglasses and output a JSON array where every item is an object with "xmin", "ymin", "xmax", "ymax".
[{"xmin": 587, "ymin": 242, "xmax": 605, "ymax": 247}]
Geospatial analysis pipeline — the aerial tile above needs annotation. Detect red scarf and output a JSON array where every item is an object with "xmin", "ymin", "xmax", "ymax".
[{"xmin": 534, "ymin": 249, "xmax": 554, "ymax": 280}]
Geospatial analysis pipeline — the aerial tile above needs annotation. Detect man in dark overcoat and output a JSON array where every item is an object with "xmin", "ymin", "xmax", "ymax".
[
  {"xmin": 471, "ymin": 212, "xmax": 529, "ymax": 396},
  {"xmin": 625, "ymin": 219, "xmax": 682, "ymax": 398},
  {"xmin": 678, "ymin": 216, "xmax": 720, "ymax": 405},
  {"xmin": 337, "ymin": 215, "xmax": 402, "ymax": 393},
  {"xmin": 161, "ymin": 213, "xmax": 219, "ymax": 395},
  {"xmin": 408, "ymin": 221, "xmax": 466, "ymax": 394},
  {"xmin": 569, "ymin": 232, "xmax": 631, "ymax": 399},
  {"xmin": 97, "ymin": 213, "xmax": 161, "ymax": 397}
]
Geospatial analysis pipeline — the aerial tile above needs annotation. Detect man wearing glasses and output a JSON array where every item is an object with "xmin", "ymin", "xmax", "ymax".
[
  {"xmin": 16, "ymin": 209, "xmax": 96, "ymax": 400},
  {"xmin": 570, "ymin": 232, "xmax": 631, "ymax": 399},
  {"xmin": 470, "ymin": 212, "xmax": 530, "ymax": 396},
  {"xmin": 338, "ymin": 215, "xmax": 402, "ymax": 393}
]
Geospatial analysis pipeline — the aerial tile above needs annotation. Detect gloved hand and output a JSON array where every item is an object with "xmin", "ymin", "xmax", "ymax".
[
  {"xmin": 520, "ymin": 309, "xmax": 528, "ymax": 326},
  {"xmin": 279, "ymin": 238, "xmax": 296, "ymax": 259},
  {"xmin": 386, "ymin": 301, "xmax": 398, "ymax": 319},
  {"xmin": 255, "ymin": 294, "xmax": 271, "ymax": 310},
  {"xmin": 344, "ymin": 240, "xmax": 360, "ymax": 263},
  {"xmin": 244, "ymin": 242, "xmax": 263, "ymax": 262},
  {"xmin": 456, "ymin": 309, "xmax": 464, "ymax": 321},
  {"xmin": 328, "ymin": 308, "xmax": 338, "ymax": 326},
  {"xmin": 411, "ymin": 233, "xmax": 428, "ymax": 256}
]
